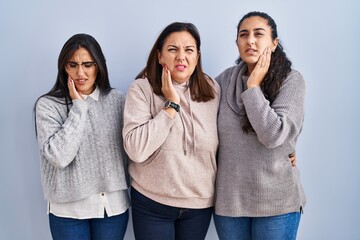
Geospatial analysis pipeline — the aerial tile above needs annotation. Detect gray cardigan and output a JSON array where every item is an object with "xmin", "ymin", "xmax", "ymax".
[
  {"xmin": 35, "ymin": 89, "xmax": 129, "ymax": 203},
  {"xmin": 215, "ymin": 62, "xmax": 306, "ymax": 217}
]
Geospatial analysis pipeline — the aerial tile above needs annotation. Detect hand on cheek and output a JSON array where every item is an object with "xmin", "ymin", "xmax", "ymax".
[
  {"xmin": 247, "ymin": 47, "xmax": 271, "ymax": 89},
  {"xmin": 161, "ymin": 64, "xmax": 180, "ymax": 104},
  {"xmin": 67, "ymin": 76, "xmax": 83, "ymax": 100}
]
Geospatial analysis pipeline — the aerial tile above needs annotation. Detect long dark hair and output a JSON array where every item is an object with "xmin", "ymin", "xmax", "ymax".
[
  {"xmin": 33, "ymin": 33, "xmax": 111, "ymax": 134},
  {"xmin": 136, "ymin": 22, "xmax": 215, "ymax": 102},
  {"xmin": 237, "ymin": 11, "xmax": 292, "ymax": 133}
]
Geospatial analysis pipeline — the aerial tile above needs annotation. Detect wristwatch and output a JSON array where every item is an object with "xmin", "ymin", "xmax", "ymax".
[{"xmin": 164, "ymin": 100, "xmax": 180, "ymax": 112}]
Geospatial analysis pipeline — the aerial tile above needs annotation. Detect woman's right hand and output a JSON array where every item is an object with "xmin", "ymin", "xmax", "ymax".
[
  {"xmin": 67, "ymin": 76, "xmax": 83, "ymax": 100},
  {"xmin": 161, "ymin": 65, "xmax": 180, "ymax": 104}
]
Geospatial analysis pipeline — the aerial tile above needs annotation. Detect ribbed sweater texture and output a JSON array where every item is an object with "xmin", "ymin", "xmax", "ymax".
[
  {"xmin": 35, "ymin": 89, "xmax": 129, "ymax": 203},
  {"xmin": 215, "ymin": 62, "xmax": 306, "ymax": 217},
  {"xmin": 123, "ymin": 78, "xmax": 220, "ymax": 208}
]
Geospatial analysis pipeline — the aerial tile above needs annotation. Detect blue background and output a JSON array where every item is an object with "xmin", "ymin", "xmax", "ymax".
[{"xmin": 1, "ymin": 0, "xmax": 359, "ymax": 239}]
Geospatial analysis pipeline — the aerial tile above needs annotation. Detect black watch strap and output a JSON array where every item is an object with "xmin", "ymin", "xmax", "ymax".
[{"xmin": 164, "ymin": 100, "xmax": 180, "ymax": 112}]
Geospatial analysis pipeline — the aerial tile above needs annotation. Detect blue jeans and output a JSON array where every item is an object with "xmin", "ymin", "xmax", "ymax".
[
  {"xmin": 49, "ymin": 210, "xmax": 129, "ymax": 240},
  {"xmin": 213, "ymin": 212, "xmax": 301, "ymax": 240},
  {"xmin": 131, "ymin": 187, "xmax": 213, "ymax": 240}
]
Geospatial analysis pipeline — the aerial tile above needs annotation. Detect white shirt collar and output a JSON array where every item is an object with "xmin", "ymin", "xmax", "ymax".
[{"xmin": 81, "ymin": 86, "xmax": 100, "ymax": 101}]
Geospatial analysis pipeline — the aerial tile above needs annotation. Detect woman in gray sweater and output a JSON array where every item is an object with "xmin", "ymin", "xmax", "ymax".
[
  {"xmin": 34, "ymin": 34, "xmax": 129, "ymax": 240},
  {"xmin": 214, "ymin": 12, "xmax": 306, "ymax": 239}
]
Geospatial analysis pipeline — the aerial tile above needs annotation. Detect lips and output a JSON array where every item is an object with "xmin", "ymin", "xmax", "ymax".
[
  {"xmin": 175, "ymin": 64, "xmax": 186, "ymax": 70},
  {"xmin": 76, "ymin": 79, "xmax": 87, "ymax": 85},
  {"xmin": 245, "ymin": 48, "xmax": 257, "ymax": 53}
]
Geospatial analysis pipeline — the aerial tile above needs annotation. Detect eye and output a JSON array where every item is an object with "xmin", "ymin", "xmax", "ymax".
[
  {"xmin": 255, "ymin": 32, "xmax": 264, "ymax": 37},
  {"xmin": 83, "ymin": 62, "xmax": 95, "ymax": 68},
  {"xmin": 67, "ymin": 62, "xmax": 77, "ymax": 68},
  {"xmin": 186, "ymin": 48, "xmax": 194, "ymax": 53},
  {"xmin": 239, "ymin": 33, "xmax": 248, "ymax": 38},
  {"xmin": 168, "ymin": 48, "xmax": 177, "ymax": 52}
]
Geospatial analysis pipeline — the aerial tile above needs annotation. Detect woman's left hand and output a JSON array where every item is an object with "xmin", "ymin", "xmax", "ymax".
[
  {"xmin": 247, "ymin": 47, "xmax": 271, "ymax": 89},
  {"xmin": 289, "ymin": 152, "xmax": 296, "ymax": 167}
]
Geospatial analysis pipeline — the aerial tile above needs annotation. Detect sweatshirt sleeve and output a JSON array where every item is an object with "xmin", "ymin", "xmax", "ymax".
[
  {"xmin": 119, "ymin": 92, "xmax": 130, "ymax": 185},
  {"xmin": 122, "ymin": 80, "xmax": 175, "ymax": 163},
  {"xmin": 241, "ymin": 70, "xmax": 305, "ymax": 148},
  {"xmin": 35, "ymin": 97, "xmax": 89, "ymax": 169}
]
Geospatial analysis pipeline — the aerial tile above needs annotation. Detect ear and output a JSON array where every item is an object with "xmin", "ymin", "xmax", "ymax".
[{"xmin": 271, "ymin": 38, "xmax": 279, "ymax": 52}]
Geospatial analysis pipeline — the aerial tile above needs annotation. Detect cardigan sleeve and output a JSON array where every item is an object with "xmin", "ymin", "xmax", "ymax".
[
  {"xmin": 241, "ymin": 70, "xmax": 305, "ymax": 148},
  {"xmin": 35, "ymin": 97, "xmax": 89, "ymax": 169},
  {"xmin": 122, "ymin": 80, "xmax": 175, "ymax": 163}
]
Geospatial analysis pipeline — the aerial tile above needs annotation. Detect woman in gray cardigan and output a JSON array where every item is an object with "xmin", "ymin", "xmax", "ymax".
[
  {"xmin": 34, "ymin": 34, "xmax": 129, "ymax": 240},
  {"xmin": 214, "ymin": 12, "xmax": 306, "ymax": 240}
]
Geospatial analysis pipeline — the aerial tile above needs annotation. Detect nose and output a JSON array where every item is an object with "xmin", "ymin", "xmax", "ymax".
[
  {"xmin": 176, "ymin": 50, "xmax": 185, "ymax": 61},
  {"xmin": 76, "ymin": 64, "xmax": 85, "ymax": 76},
  {"xmin": 247, "ymin": 34, "xmax": 255, "ymax": 45}
]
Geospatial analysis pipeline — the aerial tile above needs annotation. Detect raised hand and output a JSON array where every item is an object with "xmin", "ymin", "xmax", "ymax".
[
  {"xmin": 247, "ymin": 47, "xmax": 271, "ymax": 89},
  {"xmin": 289, "ymin": 152, "xmax": 297, "ymax": 167},
  {"xmin": 161, "ymin": 65, "xmax": 180, "ymax": 104},
  {"xmin": 67, "ymin": 76, "xmax": 83, "ymax": 100}
]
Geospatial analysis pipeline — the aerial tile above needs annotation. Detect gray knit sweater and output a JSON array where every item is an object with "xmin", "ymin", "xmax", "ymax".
[
  {"xmin": 215, "ymin": 62, "xmax": 306, "ymax": 217},
  {"xmin": 35, "ymin": 89, "xmax": 129, "ymax": 203}
]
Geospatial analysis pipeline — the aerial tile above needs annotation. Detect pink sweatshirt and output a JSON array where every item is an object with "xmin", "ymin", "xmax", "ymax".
[{"xmin": 123, "ymin": 78, "xmax": 220, "ymax": 208}]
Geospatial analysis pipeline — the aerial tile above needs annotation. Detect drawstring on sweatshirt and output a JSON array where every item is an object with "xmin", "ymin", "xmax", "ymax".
[
  {"xmin": 174, "ymin": 81, "xmax": 196, "ymax": 156},
  {"xmin": 179, "ymin": 114, "xmax": 187, "ymax": 155},
  {"xmin": 187, "ymin": 90, "xmax": 196, "ymax": 155}
]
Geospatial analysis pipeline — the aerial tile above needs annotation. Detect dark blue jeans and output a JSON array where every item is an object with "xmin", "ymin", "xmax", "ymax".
[
  {"xmin": 131, "ymin": 187, "xmax": 213, "ymax": 240},
  {"xmin": 213, "ymin": 212, "xmax": 301, "ymax": 240},
  {"xmin": 49, "ymin": 210, "xmax": 129, "ymax": 240}
]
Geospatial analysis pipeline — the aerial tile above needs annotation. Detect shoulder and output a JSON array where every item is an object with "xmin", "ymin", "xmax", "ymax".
[
  {"xmin": 205, "ymin": 75, "xmax": 221, "ymax": 94},
  {"xmin": 36, "ymin": 96, "xmax": 65, "ymax": 111},
  {"xmin": 284, "ymin": 69, "xmax": 305, "ymax": 89},
  {"xmin": 106, "ymin": 88, "xmax": 125, "ymax": 99},
  {"xmin": 35, "ymin": 96, "xmax": 68, "ymax": 121},
  {"xmin": 128, "ymin": 78, "xmax": 153, "ymax": 95},
  {"xmin": 215, "ymin": 63, "xmax": 245, "ymax": 83},
  {"xmin": 215, "ymin": 66, "xmax": 235, "ymax": 81}
]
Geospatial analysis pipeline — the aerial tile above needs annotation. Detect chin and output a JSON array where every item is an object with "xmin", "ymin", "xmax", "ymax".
[{"xmin": 242, "ymin": 57, "xmax": 259, "ymax": 65}]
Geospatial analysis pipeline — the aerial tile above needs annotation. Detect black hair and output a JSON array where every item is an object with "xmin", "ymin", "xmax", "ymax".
[
  {"xmin": 33, "ymin": 33, "xmax": 111, "ymax": 135},
  {"xmin": 237, "ymin": 12, "xmax": 292, "ymax": 133}
]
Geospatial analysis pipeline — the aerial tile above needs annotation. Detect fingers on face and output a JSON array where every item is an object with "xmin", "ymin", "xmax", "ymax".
[
  {"xmin": 259, "ymin": 47, "xmax": 271, "ymax": 68},
  {"xmin": 67, "ymin": 76, "xmax": 73, "ymax": 89},
  {"xmin": 265, "ymin": 47, "xmax": 271, "ymax": 63},
  {"xmin": 258, "ymin": 54, "xmax": 265, "ymax": 68}
]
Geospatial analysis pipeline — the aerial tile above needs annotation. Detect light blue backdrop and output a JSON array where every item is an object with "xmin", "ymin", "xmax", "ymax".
[{"xmin": 1, "ymin": 0, "xmax": 359, "ymax": 239}]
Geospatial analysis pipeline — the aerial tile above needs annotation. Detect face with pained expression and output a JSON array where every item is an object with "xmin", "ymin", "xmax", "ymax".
[
  {"xmin": 65, "ymin": 47, "xmax": 98, "ymax": 95},
  {"xmin": 237, "ymin": 16, "xmax": 278, "ymax": 70},
  {"xmin": 158, "ymin": 31, "xmax": 199, "ymax": 84}
]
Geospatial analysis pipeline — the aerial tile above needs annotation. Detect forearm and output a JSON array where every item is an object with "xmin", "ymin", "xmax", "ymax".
[
  {"xmin": 36, "ymin": 99, "xmax": 89, "ymax": 168},
  {"xmin": 242, "ymin": 73, "xmax": 305, "ymax": 148}
]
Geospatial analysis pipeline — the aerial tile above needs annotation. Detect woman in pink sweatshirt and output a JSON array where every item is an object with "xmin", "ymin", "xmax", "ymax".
[{"xmin": 122, "ymin": 22, "xmax": 220, "ymax": 240}]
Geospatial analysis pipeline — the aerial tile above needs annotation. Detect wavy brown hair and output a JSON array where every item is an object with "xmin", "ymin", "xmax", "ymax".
[
  {"xmin": 236, "ymin": 12, "xmax": 292, "ymax": 133},
  {"xmin": 136, "ymin": 22, "xmax": 215, "ymax": 102}
]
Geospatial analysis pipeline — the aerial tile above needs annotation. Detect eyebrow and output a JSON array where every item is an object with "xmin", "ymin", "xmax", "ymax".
[
  {"xmin": 239, "ymin": 28, "xmax": 266, "ymax": 33},
  {"xmin": 166, "ymin": 44, "xmax": 196, "ymax": 48}
]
